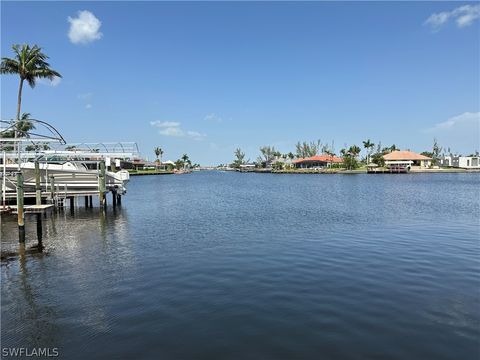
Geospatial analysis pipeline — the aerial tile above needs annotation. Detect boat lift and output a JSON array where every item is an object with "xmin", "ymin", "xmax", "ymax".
[{"xmin": 1, "ymin": 119, "xmax": 137, "ymax": 243}]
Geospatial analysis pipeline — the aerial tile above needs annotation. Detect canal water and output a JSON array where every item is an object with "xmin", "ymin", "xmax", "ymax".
[{"xmin": 1, "ymin": 172, "xmax": 479, "ymax": 359}]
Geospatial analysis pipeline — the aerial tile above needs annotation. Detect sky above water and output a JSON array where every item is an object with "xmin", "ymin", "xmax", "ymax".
[{"xmin": 1, "ymin": 1, "xmax": 479, "ymax": 165}]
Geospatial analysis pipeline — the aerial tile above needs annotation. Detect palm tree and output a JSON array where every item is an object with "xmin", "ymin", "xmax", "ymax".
[
  {"xmin": 175, "ymin": 159, "xmax": 184, "ymax": 170},
  {"xmin": 154, "ymin": 147, "xmax": 163, "ymax": 163},
  {"xmin": 324, "ymin": 149, "xmax": 336, "ymax": 167},
  {"xmin": 1, "ymin": 44, "xmax": 61, "ymax": 149},
  {"xmin": 17, "ymin": 112, "xmax": 35, "ymax": 137},
  {"xmin": 362, "ymin": 139, "xmax": 374, "ymax": 164},
  {"xmin": 181, "ymin": 154, "xmax": 189, "ymax": 169},
  {"xmin": 349, "ymin": 145, "xmax": 361, "ymax": 157}
]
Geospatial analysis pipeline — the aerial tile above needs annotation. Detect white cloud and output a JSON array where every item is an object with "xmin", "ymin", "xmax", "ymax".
[
  {"xmin": 150, "ymin": 121, "xmax": 206, "ymax": 140},
  {"xmin": 77, "ymin": 92, "xmax": 93, "ymax": 108},
  {"xmin": 150, "ymin": 121, "xmax": 180, "ymax": 128},
  {"xmin": 68, "ymin": 10, "xmax": 103, "ymax": 44},
  {"xmin": 38, "ymin": 77, "xmax": 62, "ymax": 87},
  {"xmin": 424, "ymin": 112, "xmax": 480, "ymax": 154},
  {"xmin": 77, "ymin": 92, "xmax": 93, "ymax": 100},
  {"xmin": 204, "ymin": 113, "xmax": 223, "ymax": 123},
  {"xmin": 186, "ymin": 131, "xmax": 206, "ymax": 140},
  {"xmin": 425, "ymin": 4, "xmax": 480, "ymax": 31},
  {"xmin": 427, "ymin": 112, "xmax": 480, "ymax": 131}
]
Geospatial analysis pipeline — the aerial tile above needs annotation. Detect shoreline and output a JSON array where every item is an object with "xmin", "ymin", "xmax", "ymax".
[
  {"xmin": 127, "ymin": 168, "xmax": 479, "ymax": 176},
  {"xmin": 232, "ymin": 168, "xmax": 478, "ymax": 175}
]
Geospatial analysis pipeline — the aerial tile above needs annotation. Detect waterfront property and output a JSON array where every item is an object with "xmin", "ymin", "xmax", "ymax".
[
  {"xmin": 293, "ymin": 154, "xmax": 343, "ymax": 169},
  {"xmin": 383, "ymin": 150, "xmax": 432, "ymax": 170},
  {"xmin": 437, "ymin": 155, "xmax": 480, "ymax": 169},
  {"xmin": 239, "ymin": 163, "xmax": 256, "ymax": 171}
]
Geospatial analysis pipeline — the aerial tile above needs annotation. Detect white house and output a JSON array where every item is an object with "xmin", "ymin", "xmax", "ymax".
[
  {"xmin": 438, "ymin": 155, "xmax": 479, "ymax": 169},
  {"xmin": 458, "ymin": 156, "xmax": 479, "ymax": 169}
]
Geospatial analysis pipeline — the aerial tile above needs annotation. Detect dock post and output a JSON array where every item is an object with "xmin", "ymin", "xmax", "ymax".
[
  {"xmin": 84, "ymin": 196, "xmax": 88, "ymax": 208},
  {"xmin": 36, "ymin": 213, "xmax": 43, "ymax": 249},
  {"xmin": 35, "ymin": 161, "xmax": 41, "ymax": 205},
  {"xmin": 70, "ymin": 197, "xmax": 74, "ymax": 215},
  {"xmin": 112, "ymin": 190, "xmax": 117, "ymax": 207},
  {"xmin": 117, "ymin": 194, "xmax": 122, "ymax": 206},
  {"xmin": 89, "ymin": 195, "xmax": 93, "ymax": 208},
  {"xmin": 50, "ymin": 176, "xmax": 55, "ymax": 204},
  {"xmin": 99, "ymin": 161, "xmax": 107, "ymax": 209},
  {"xmin": 17, "ymin": 172, "xmax": 25, "ymax": 243}
]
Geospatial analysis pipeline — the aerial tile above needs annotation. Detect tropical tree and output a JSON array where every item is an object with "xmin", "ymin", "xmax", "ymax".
[
  {"xmin": 257, "ymin": 146, "xmax": 276, "ymax": 167},
  {"xmin": 362, "ymin": 139, "xmax": 375, "ymax": 164},
  {"xmin": 431, "ymin": 138, "xmax": 442, "ymax": 166},
  {"xmin": 295, "ymin": 140, "xmax": 322, "ymax": 158},
  {"xmin": 232, "ymin": 148, "xmax": 246, "ymax": 169},
  {"xmin": 16, "ymin": 112, "xmax": 35, "ymax": 139},
  {"xmin": 324, "ymin": 149, "xmax": 336, "ymax": 167},
  {"xmin": 371, "ymin": 152, "xmax": 385, "ymax": 167},
  {"xmin": 154, "ymin": 147, "xmax": 163, "ymax": 163},
  {"xmin": 1, "ymin": 112, "xmax": 35, "ymax": 139},
  {"xmin": 340, "ymin": 145, "xmax": 361, "ymax": 170},
  {"xmin": 175, "ymin": 159, "xmax": 184, "ymax": 170},
  {"xmin": 25, "ymin": 143, "xmax": 50, "ymax": 152},
  {"xmin": 181, "ymin": 154, "xmax": 190, "ymax": 169},
  {"xmin": 1, "ymin": 44, "xmax": 62, "ymax": 133},
  {"xmin": 370, "ymin": 141, "xmax": 385, "ymax": 166}
]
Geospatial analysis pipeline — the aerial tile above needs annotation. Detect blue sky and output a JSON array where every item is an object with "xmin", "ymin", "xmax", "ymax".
[{"xmin": 1, "ymin": 1, "xmax": 479, "ymax": 165}]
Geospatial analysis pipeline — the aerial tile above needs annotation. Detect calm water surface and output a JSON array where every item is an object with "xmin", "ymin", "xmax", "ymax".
[{"xmin": 1, "ymin": 172, "xmax": 479, "ymax": 359}]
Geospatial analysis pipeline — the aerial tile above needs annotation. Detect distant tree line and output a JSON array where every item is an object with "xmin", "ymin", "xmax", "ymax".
[{"xmin": 229, "ymin": 137, "xmax": 457, "ymax": 170}]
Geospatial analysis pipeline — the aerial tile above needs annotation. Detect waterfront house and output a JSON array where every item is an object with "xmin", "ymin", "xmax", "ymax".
[
  {"xmin": 438, "ymin": 155, "xmax": 480, "ymax": 169},
  {"xmin": 383, "ymin": 150, "xmax": 431, "ymax": 170},
  {"xmin": 239, "ymin": 163, "xmax": 256, "ymax": 171},
  {"xmin": 293, "ymin": 154, "xmax": 343, "ymax": 168}
]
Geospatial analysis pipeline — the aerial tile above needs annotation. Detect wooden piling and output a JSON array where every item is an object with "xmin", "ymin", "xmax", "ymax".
[
  {"xmin": 117, "ymin": 194, "xmax": 122, "ymax": 205},
  {"xmin": 99, "ymin": 161, "xmax": 107, "ymax": 209},
  {"xmin": 85, "ymin": 196, "xmax": 88, "ymax": 208},
  {"xmin": 69, "ymin": 197, "xmax": 74, "ymax": 215},
  {"xmin": 89, "ymin": 195, "xmax": 93, "ymax": 208},
  {"xmin": 50, "ymin": 176, "xmax": 55, "ymax": 203},
  {"xmin": 35, "ymin": 161, "xmax": 41, "ymax": 205},
  {"xmin": 112, "ymin": 190, "xmax": 117, "ymax": 207},
  {"xmin": 36, "ymin": 213, "xmax": 43, "ymax": 248},
  {"xmin": 17, "ymin": 172, "xmax": 25, "ymax": 243}
]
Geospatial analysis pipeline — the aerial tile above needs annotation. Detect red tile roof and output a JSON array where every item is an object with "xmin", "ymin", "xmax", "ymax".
[
  {"xmin": 383, "ymin": 150, "xmax": 432, "ymax": 161},
  {"xmin": 293, "ymin": 154, "xmax": 343, "ymax": 164}
]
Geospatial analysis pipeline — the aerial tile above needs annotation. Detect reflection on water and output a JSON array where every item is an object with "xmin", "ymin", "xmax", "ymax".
[
  {"xmin": 1, "ymin": 172, "xmax": 479, "ymax": 359},
  {"xmin": 1, "ymin": 206, "xmax": 133, "ymax": 351}
]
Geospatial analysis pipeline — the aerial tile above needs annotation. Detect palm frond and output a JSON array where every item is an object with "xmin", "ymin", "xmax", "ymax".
[{"xmin": 0, "ymin": 58, "xmax": 20, "ymax": 74}]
